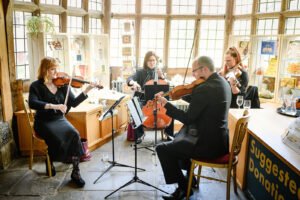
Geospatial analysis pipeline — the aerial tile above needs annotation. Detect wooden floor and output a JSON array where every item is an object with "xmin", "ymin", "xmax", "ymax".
[{"xmin": 0, "ymin": 131, "xmax": 249, "ymax": 200}]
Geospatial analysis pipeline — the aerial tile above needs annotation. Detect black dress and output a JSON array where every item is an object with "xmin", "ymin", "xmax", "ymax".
[
  {"xmin": 29, "ymin": 79, "xmax": 88, "ymax": 162},
  {"xmin": 230, "ymin": 68, "xmax": 249, "ymax": 108}
]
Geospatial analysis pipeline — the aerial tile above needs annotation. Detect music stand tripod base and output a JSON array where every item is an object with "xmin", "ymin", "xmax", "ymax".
[
  {"xmin": 94, "ymin": 96, "xmax": 145, "ymax": 184},
  {"xmin": 104, "ymin": 127, "xmax": 169, "ymax": 199}
]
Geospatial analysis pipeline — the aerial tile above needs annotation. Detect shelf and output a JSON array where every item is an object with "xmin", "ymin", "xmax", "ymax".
[
  {"xmin": 280, "ymin": 86, "xmax": 300, "ymax": 90},
  {"xmin": 283, "ymin": 58, "xmax": 300, "ymax": 62},
  {"xmin": 252, "ymin": 74, "xmax": 276, "ymax": 78},
  {"xmin": 280, "ymin": 73, "xmax": 300, "ymax": 77}
]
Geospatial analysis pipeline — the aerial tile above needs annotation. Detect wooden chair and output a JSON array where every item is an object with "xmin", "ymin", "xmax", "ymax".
[
  {"xmin": 23, "ymin": 99, "xmax": 52, "ymax": 177},
  {"xmin": 186, "ymin": 110, "xmax": 250, "ymax": 200}
]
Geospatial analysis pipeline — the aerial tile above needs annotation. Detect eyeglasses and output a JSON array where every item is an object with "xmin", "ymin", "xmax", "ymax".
[{"xmin": 192, "ymin": 66, "xmax": 204, "ymax": 73}]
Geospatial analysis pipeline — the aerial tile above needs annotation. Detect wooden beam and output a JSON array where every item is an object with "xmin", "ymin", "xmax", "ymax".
[
  {"xmin": 39, "ymin": 5, "xmax": 66, "ymax": 14},
  {"xmin": 282, "ymin": 10, "xmax": 300, "ymax": 17},
  {"xmin": 0, "ymin": 0, "xmax": 13, "ymax": 121},
  {"xmin": 103, "ymin": 0, "xmax": 111, "ymax": 35},
  {"xmin": 66, "ymin": 8, "xmax": 87, "ymax": 16},
  {"xmin": 278, "ymin": 0, "xmax": 287, "ymax": 34},
  {"xmin": 135, "ymin": 0, "xmax": 141, "ymax": 66},
  {"xmin": 13, "ymin": 2, "xmax": 39, "ymax": 12},
  {"xmin": 250, "ymin": 0, "xmax": 259, "ymax": 35},
  {"xmin": 223, "ymin": 0, "xmax": 234, "ymax": 59},
  {"xmin": 254, "ymin": 12, "xmax": 281, "ymax": 19},
  {"xmin": 234, "ymin": 14, "xmax": 252, "ymax": 20},
  {"xmin": 164, "ymin": 0, "xmax": 171, "ymax": 68}
]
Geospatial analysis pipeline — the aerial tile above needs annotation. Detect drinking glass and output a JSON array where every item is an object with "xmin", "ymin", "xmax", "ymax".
[
  {"xmin": 285, "ymin": 96, "xmax": 297, "ymax": 115},
  {"xmin": 244, "ymin": 100, "xmax": 251, "ymax": 110},
  {"xmin": 236, "ymin": 95, "xmax": 244, "ymax": 109},
  {"xmin": 102, "ymin": 153, "xmax": 109, "ymax": 168}
]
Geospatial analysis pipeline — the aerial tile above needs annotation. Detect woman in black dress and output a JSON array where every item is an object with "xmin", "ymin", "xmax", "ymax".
[
  {"xmin": 220, "ymin": 46, "xmax": 249, "ymax": 108},
  {"xmin": 126, "ymin": 51, "xmax": 173, "ymax": 142},
  {"xmin": 29, "ymin": 57, "xmax": 96, "ymax": 187}
]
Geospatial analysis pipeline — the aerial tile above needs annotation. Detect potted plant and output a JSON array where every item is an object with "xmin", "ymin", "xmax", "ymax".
[{"xmin": 26, "ymin": 16, "xmax": 55, "ymax": 36}]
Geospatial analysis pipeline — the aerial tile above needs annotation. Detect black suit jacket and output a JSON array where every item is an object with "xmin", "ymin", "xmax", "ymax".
[{"xmin": 164, "ymin": 72, "xmax": 232, "ymax": 158}]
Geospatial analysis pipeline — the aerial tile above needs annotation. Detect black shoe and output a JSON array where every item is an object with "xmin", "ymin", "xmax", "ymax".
[
  {"xmin": 162, "ymin": 187, "xmax": 193, "ymax": 200},
  {"xmin": 71, "ymin": 171, "xmax": 85, "ymax": 187},
  {"xmin": 185, "ymin": 174, "xmax": 197, "ymax": 188},
  {"xmin": 45, "ymin": 159, "xmax": 56, "ymax": 176},
  {"xmin": 136, "ymin": 139, "xmax": 142, "ymax": 144},
  {"xmin": 166, "ymin": 136, "xmax": 174, "ymax": 141}
]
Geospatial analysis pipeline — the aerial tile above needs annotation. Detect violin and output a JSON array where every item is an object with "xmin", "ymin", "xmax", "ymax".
[
  {"xmin": 223, "ymin": 55, "xmax": 248, "ymax": 88},
  {"xmin": 225, "ymin": 65, "xmax": 242, "ymax": 88},
  {"xmin": 53, "ymin": 72, "xmax": 103, "ymax": 89},
  {"xmin": 161, "ymin": 78, "xmax": 205, "ymax": 100}
]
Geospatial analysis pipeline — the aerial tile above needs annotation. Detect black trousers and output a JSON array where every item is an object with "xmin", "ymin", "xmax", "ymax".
[{"xmin": 156, "ymin": 142, "xmax": 191, "ymax": 187}]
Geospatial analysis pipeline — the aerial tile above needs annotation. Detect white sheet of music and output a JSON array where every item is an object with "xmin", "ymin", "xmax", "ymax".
[{"xmin": 127, "ymin": 97, "xmax": 147, "ymax": 128}]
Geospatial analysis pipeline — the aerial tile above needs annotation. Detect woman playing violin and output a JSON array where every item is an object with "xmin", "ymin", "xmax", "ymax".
[
  {"xmin": 220, "ymin": 46, "xmax": 249, "ymax": 108},
  {"xmin": 126, "ymin": 51, "xmax": 173, "ymax": 142},
  {"xmin": 29, "ymin": 57, "xmax": 97, "ymax": 187}
]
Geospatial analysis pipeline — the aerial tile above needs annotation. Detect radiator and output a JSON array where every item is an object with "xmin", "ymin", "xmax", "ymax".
[
  {"xmin": 175, "ymin": 100, "xmax": 189, "ymax": 111},
  {"xmin": 112, "ymin": 80, "xmax": 124, "ymax": 93}
]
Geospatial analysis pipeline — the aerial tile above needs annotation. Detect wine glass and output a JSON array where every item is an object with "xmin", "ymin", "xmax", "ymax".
[
  {"xmin": 236, "ymin": 95, "xmax": 244, "ymax": 109},
  {"xmin": 244, "ymin": 100, "xmax": 251, "ymax": 110}
]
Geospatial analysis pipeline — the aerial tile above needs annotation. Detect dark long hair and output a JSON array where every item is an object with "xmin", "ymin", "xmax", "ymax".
[{"xmin": 142, "ymin": 51, "xmax": 159, "ymax": 70}]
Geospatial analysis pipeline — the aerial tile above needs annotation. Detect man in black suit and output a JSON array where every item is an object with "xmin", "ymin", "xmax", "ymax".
[{"xmin": 155, "ymin": 56, "xmax": 232, "ymax": 200}]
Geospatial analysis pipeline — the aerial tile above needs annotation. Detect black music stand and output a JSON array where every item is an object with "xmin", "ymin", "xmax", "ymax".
[
  {"xmin": 94, "ymin": 96, "xmax": 145, "ymax": 184},
  {"xmin": 104, "ymin": 97, "xmax": 169, "ymax": 199}
]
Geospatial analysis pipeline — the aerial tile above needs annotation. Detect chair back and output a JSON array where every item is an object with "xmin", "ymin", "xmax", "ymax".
[
  {"xmin": 23, "ymin": 99, "xmax": 35, "ymax": 136},
  {"xmin": 230, "ymin": 110, "xmax": 250, "ymax": 161},
  {"xmin": 245, "ymin": 85, "xmax": 260, "ymax": 108}
]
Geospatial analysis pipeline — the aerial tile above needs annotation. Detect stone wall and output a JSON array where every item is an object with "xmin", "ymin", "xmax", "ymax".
[{"xmin": 0, "ymin": 91, "xmax": 17, "ymax": 169}]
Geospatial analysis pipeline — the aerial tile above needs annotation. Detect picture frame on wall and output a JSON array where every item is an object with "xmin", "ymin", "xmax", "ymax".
[
  {"xmin": 122, "ymin": 47, "xmax": 132, "ymax": 56},
  {"xmin": 122, "ymin": 35, "xmax": 131, "ymax": 44},
  {"xmin": 237, "ymin": 41, "xmax": 249, "ymax": 56},
  {"xmin": 123, "ymin": 60, "xmax": 132, "ymax": 71},
  {"xmin": 261, "ymin": 41, "xmax": 275, "ymax": 55}
]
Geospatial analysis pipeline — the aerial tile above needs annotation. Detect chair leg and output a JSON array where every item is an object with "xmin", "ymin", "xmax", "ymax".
[
  {"xmin": 46, "ymin": 151, "xmax": 52, "ymax": 177},
  {"xmin": 160, "ymin": 130, "xmax": 164, "ymax": 140},
  {"xmin": 29, "ymin": 137, "xmax": 34, "ymax": 170},
  {"xmin": 226, "ymin": 167, "xmax": 232, "ymax": 200},
  {"xmin": 186, "ymin": 161, "xmax": 196, "ymax": 199},
  {"xmin": 233, "ymin": 165, "xmax": 237, "ymax": 194},
  {"xmin": 197, "ymin": 165, "xmax": 202, "ymax": 188}
]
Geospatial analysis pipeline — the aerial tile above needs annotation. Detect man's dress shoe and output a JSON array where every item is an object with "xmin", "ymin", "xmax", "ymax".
[
  {"xmin": 162, "ymin": 187, "xmax": 193, "ymax": 200},
  {"xmin": 185, "ymin": 175, "xmax": 197, "ymax": 188}
]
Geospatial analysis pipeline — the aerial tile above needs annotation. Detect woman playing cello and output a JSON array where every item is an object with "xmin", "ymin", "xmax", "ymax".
[{"xmin": 126, "ymin": 51, "xmax": 173, "ymax": 142}]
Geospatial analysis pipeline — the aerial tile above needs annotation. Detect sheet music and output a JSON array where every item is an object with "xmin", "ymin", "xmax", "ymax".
[{"xmin": 127, "ymin": 97, "xmax": 147, "ymax": 128}]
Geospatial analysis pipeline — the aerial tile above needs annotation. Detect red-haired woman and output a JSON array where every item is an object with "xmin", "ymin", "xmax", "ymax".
[
  {"xmin": 29, "ymin": 57, "xmax": 96, "ymax": 187},
  {"xmin": 220, "ymin": 47, "xmax": 249, "ymax": 108}
]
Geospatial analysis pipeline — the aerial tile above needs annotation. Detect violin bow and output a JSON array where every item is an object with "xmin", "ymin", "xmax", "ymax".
[
  {"xmin": 183, "ymin": 19, "xmax": 200, "ymax": 84},
  {"xmin": 63, "ymin": 66, "xmax": 75, "ymax": 108}
]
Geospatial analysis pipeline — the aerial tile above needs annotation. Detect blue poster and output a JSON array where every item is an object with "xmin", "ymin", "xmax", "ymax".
[
  {"xmin": 261, "ymin": 41, "xmax": 275, "ymax": 55},
  {"xmin": 246, "ymin": 135, "xmax": 300, "ymax": 200}
]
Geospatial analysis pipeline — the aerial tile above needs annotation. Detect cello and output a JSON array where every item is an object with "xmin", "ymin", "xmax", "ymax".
[
  {"xmin": 142, "ymin": 79, "xmax": 172, "ymax": 129},
  {"xmin": 142, "ymin": 68, "xmax": 172, "ymax": 129}
]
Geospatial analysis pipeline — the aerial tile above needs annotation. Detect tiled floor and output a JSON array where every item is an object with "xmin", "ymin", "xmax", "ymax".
[{"xmin": 0, "ymin": 132, "xmax": 249, "ymax": 199}]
